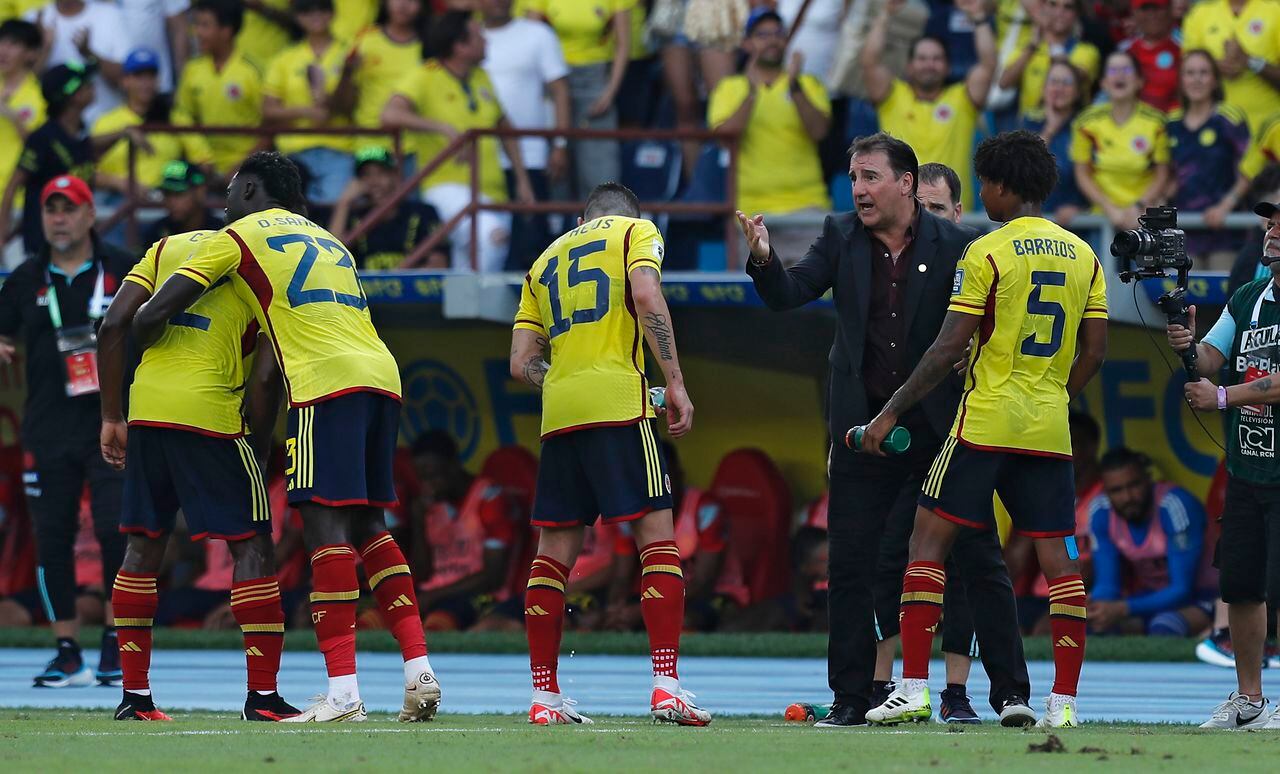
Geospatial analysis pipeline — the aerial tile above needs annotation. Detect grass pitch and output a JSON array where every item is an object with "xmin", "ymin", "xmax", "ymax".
[{"xmin": 2, "ymin": 711, "xmax": 1278, "ymax": 773}]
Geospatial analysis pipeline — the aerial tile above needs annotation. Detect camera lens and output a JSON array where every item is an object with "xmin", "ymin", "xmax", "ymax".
[{"xmin": 1111, "ymin": 229, "xmax": 1143, "ymax": 257}]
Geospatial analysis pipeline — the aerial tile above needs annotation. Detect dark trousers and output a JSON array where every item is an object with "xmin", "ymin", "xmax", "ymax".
[
  {"xmin": 505, "ymin": 168, "xmax": 553, "ymax": 272},
  {"xmin": 26, "ymin": 438, "xmax": 125, "ymax": 623},
  {"xmin": 828, "ymin": 434, "xmax": 1029, "ymax": 717}
]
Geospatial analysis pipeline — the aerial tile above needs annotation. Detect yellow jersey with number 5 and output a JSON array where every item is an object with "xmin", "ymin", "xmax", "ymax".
[
  {"xmin": 514, "ymin": 216, "xmax": 664, "ymax": 438},
  {"xmin": 174, "ymin": 208, "xmax": 401, "ymax": 406},
  {"xmin": 124, "ymin": 230, "xmax": 260, "ymax": 436},
  {"xmin": 947, "ymin": 217, "xmax": 1108, "ymax": 457}
]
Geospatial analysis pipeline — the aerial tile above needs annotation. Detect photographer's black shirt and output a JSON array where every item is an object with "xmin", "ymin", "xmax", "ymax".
[
  {"xmin": 345, "ymin": 201, "xmax": 448, "ymax": 270},
  {"xmin": 17, "ymin": 120, "xmax": 94, "ymax": 257}
]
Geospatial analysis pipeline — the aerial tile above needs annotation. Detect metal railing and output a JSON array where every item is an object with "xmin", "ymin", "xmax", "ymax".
[
  {"xmin": 343, "ymin": 126, "xmax": 742, "ymax": 271},
  {"xmin": 110, "ymin": 125, "xmax": 404, "ymax": 246}
]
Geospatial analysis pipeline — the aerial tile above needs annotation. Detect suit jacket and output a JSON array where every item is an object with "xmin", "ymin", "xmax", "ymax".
[{"xmin": 746, "ymin": 208, "xmax": 979, "ymax": 446}]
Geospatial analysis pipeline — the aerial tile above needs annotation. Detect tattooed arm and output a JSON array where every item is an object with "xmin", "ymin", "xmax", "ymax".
[
  {"xmin": 630, "ymin": 265, "xmax": 693, "ymax": 437},
  {"xmin": 858, "ymin": 311, "xmax": 982, "ymax": 455},
  {"xmin": 509, "ymin": 329, "xmax": 551, "ymax": 391},
  {"xmin": 1186, "ymin": 372, "xmax": 1280, "ymax": 412}
]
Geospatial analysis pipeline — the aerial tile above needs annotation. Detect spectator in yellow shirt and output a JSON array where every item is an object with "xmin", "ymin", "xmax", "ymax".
[
  {"xmin": 263, "ymin": 0, "xmax": 359, "ymax": 205},
  {"xmin": 997, "ymin": 0, "xmax": 1102, "ymax": 118},
  {"xmin": 1182, "ymin": 0, "xmax": 1280, "ymax": 136},
  {"xmin": 351, "ymin": 0, "xmax": 427, "ymax": 149},
  {"xmin": 526, "ymin": 0, "xmax": 629, "ymax": 197},
  {"xmin": 332, "ymin": 0, "xmax": 378, "ymax": 42},
  {"xmin": 862, "ymin": 0, "xmax": 997, "ymax": 210},
  {"xmin": 382, "ymin": 11, "xmax": 535, "ymax": 271},
  {"xmin": 1071, "ymin": 49, "xmax": 1171, "ymax": 230},
  {"xmin": 708, "ymin": 8, "xmax": 829, "ymax": 260},
  {"xmin": 1242, "ymin": 112, "xmax": 1280, "ymax": 180},
  {"xmin": 237, "ymin": 0, "xmax": 296, "ymax": 71},
  {"xmin": 0, "ymin": 20, "xmax": 44, "ymax": 228},
  {"xmin": 92, "ymin": 49, "xmax": 213, "ymax": 199},
  {"xmin": 176, "ymin": 0, "xmax": 267, "ymax": 177}
]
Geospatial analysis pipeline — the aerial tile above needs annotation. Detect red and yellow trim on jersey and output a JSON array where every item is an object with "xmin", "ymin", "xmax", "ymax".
[
  {"xmin": 955, "ymin": 254, "xmax": 999, "ymax": 443},
  {"xmin": 223, "ymin": 227, "xmax": 296, "ymax": 404}
]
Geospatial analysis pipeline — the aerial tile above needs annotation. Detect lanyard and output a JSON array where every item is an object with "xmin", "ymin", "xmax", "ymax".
[
  {"xmin": 46, "ymin": 265, "xmax": 105, "ymax": 331},
  {"xmin": 1248, "ymin": 283, "xmax": 1278, "ymax": 330}
]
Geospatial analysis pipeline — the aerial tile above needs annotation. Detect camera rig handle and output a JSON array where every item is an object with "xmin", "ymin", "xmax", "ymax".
[{"xmin": 1155, "ymin": 267, "xmax": 1200, "ymax": 381}]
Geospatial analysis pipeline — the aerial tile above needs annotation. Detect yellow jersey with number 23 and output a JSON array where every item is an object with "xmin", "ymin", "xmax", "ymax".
[
  {"xmin": 514, "ymin": 216, "xmax": 664, "ymax": 438},
  {"xmin": 174, "ymin": 208, "xmax": 401, "ymax": 407},
  {"xmin": 948, "ymin": 217, "xmax": 1108, "ymax": 458}
]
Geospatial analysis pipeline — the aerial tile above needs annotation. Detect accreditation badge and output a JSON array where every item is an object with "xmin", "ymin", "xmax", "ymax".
[{"xmin": 55, "ymin": 324, "xmax": 100, "ymax": 397}]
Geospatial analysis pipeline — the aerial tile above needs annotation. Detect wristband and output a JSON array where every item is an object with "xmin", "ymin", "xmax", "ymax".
[{"xmin": 1217, "ymin": 385, "xmax": 1228, "ymax": 410}]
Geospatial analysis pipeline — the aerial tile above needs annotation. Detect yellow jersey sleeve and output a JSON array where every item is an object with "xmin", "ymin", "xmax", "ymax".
[
  {"xmin": 1083, "ymin": 258, "xmax": 1108, "ymax": 320},
  {"xmin": 90, "ymin": 107, "xmax": 135, "ymax": 180},
  {"xmin": 797, "ymin": 74, "xmax": 832, "ymax": 117},
  {"xmin": 1071, "ymin": 42, "xmax": 1101, "ymax": 83},
  {"xmin": 1182, "ymin": 5, "xmax": 1206, "ymax": 50},
  {"xmin": 393, "ymin": 66, "xmax": 427, "ymax": 111},
  {"xmin": 878, "ymin": 79, "xmax": 913, "ymax": 115},
  {"xmin": 1242, "ymin": 115, "xmax": 1280, "ymax": 178},
  {"xmin": 263, "ymin": 52, "xmax": 291, "ymax": 101},
  {"xmin": 707, "ymin": 76, "xmax": 750, "ymax": 129},
  {"xmin": 948, "ymin": 241, "xmax": 994, "ymax": 316},
  {"xmin": 1152, "ymin": 120, "xmax": 1171, "ymax": 164},
  {"xmin": 1068, "ymin": 113, "xmax": 1094, "ymax": 165},
  {"xmin": 175, "ymin": 231, "xmax": 242, "ymax": 288},
  {"xmin": 626, "ymin": 219, "xmax": 665, "ymax": 274},
  {"xmin": 124, "ymin": 239, "xmax": 162, "ymax": 294},
  {"xmin": 514, "ymin": 273, "xmax": 545, "ymax": 333}
]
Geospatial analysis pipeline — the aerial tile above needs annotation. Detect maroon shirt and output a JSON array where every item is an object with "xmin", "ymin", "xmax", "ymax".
[{"xmin": 863, "ymin": 211, "xmax": 919, "ymax": 405}]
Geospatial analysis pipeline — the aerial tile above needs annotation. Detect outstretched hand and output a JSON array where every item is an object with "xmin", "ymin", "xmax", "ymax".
[{"xmin": 736, "ymin": 211, "xmax": 771, "ymax": 264}]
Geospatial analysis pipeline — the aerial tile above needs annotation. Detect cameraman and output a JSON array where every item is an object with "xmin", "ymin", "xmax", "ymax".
[{"xmin": 1167, "ymin": 199, "xmax": 1280, "ymax": 730}]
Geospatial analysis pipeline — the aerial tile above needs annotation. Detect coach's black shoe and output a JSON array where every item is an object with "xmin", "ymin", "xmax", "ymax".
[
  {"xmin": 813, "ymin": 703, "xmax": 867, "ymax": 728},
  {"xmin": 939, "ymin": 687, "xmax": 981, "ymax": 724},
  {"xmin": 243, "ymin": 691, "xmax": 302, "ymax": 721},
  {"xmin": 998, "ymin": 696, "xmax": 1037, "ymax": 727},
  {"xmin": 96, "ymin": 629, "xmax": 123, "ymax": 686},
  {"xmin": 115, "ymin": 691, "xmax": 172, "ymax": 721}
]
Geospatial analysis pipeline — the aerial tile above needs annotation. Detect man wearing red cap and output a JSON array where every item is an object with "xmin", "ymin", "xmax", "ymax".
[
  {"xmin": 1120, "ymin": 0, "xmax": 1181, "ymax": 112},
  {"xmin": 0, "ymin": 173, "xmax": 135, "ymax": 689}
]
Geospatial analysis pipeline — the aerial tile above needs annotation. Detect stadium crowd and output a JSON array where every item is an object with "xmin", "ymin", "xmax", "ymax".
[{"xmin": 0, "ymin": 0, "xmax": 1278, "ymax": 270}]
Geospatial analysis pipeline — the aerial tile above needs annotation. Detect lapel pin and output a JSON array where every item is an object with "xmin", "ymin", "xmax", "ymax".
[{"xmin": 917, "ymin": 263, "xmax": 927, "ymax": 273}]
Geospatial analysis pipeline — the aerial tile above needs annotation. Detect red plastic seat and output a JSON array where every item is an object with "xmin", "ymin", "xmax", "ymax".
[
  {"xmin": 710, "ymin": 448, "xmax": 793, "ymax": 603},
  {"xmin": 479, "ymin": 445, "xmax": 540, "ymax": 599}
]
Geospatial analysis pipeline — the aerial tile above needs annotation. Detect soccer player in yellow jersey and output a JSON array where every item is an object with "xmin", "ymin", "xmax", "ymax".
[
  {"xmin": 861, "ymin": 131, "xmax": 1108, "ymax": 729},
  {"xmin": 509, "ymin": 183, "xmax": 711, "ymax": 726},
  {"xmin": 134, "ymin": 152, "xmax": 440, "ymax": 724},
  {"xmin": 97, "ymin": 230, "xmax": 301, "ymax": 723}
]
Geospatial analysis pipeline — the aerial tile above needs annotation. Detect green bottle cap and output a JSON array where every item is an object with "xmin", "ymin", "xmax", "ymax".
[{"xmin": 884, "ymin": 426, "xmax": 912, "ymax": 454}]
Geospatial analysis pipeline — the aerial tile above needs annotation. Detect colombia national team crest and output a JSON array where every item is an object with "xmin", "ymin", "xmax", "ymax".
[
  {"xmin": 1249, "ymin": 19, "xmax": 1265, "ymax": 36},
  {"xmin": 1132, "ymin": 136, "xmax": 1150, "ymax": 153},
  {"xmin": 225, "ymin": 83, "xmax": 243, "ymax": 100},
  {"xmin": 934, "ymin": 103, "xmax": 953, "ymax": 123}
]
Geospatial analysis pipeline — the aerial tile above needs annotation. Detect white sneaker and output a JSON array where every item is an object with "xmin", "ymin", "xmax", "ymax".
[
  {"xmin": 280, "ymin": 696, "xmax": 367, "ymax": 723},
  {"xmin": 650, "ymin": 676, "xmax": 712, "ymax": 726},
  {"xmin": 1036, "ymin": 693, "xmax": 1078, "ymax": 728},
  {"xmin": 866, "ymin": 681, "xmax": 931, "ymax": 725},
  {"xmin": 1261, "ymin": 707, "xmax": 1280, "ymax": 729},
  {"xmin": 398, "ymin": 671, "xmax": 441, "ymax": 722},
  {"xmin": 529, "ymin": 691, "xmax": 594, "ymax": 725},
  {"xmin": 1200, "ymin": 692, "xmax": 1270, "ymax": 729}
]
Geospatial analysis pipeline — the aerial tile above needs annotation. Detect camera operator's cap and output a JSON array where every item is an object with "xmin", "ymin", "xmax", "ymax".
[
  {"xmin": 1255, "ymin": 201, "xmax": 1280, "ymax": 219},
  {"xmin": 354, "ymin": 145, "xmax": 395, "ymax": 172},
  {"xmin": 744, "ymin": 7, "xmax": 784, "ymax": 36},
  {"xmin": 123, "ymin": 48, "xmax": 161, "ymax": 75},
  {"xmin": 159, "ymin": 160, "xmax": 207, "ymax": 193},
  {"xmin": 40, "ymin": 61, "xmax": 95, "ymax": 106},
  {"xmin": 40, "ymin": 175, "xmax": 93, "ymax": 207}
]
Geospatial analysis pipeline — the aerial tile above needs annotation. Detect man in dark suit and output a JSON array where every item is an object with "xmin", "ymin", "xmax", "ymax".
[{"xmin": 738, "ymin": 133, "xmax": 1032, "ymax": 727}]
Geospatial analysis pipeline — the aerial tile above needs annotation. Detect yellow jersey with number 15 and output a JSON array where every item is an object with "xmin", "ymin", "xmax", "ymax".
[
  {"xmin": 174, "ymin": 208, "xmax": 401, "ymax": 407},
  {"xmin": 124, "ymin": 231, "xmax": 260, "ymax": 437},
  {"xmin": 948, "ymin": 217, "xmax": 1108, "ymax": 458},
  {"xmin": 514, "ymin": 216, "xmax": 663, "ymax": 438}
]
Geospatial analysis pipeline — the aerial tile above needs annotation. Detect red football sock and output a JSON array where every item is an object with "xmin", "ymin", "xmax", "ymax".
[
  {"xmin": 231, "ymin": 576, "xmax": 285, "ymax": 692},
  {"xmin": 899, "ymin": 561, "xmax": 946, "ymax": 681},
  {"xmin": 639, "ymin": 540, "xmax": 685, "ymax": 680},
  {"xmin": 1047, "ymin": 574, "xmax": 1087, "ymax": 696},
  {"xmin": 359, "ymin": 533, "xmax": 427, "ymax": 661},
  {"xmin": 309, "ymin": 545, "xmax": 359, "ymax": 678},
  {"xmin": 111, "ymin": 572, "xmax": 158, "ymax": 691},
  {"xmin": 525, "ymin": 555, "xmax": 569, "ymax": 693}
]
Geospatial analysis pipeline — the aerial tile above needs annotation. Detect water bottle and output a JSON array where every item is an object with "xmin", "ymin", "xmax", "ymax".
[
  {"xmin": 845, "ymin": 425, "xmax": 912, "ymax": 454},
  {"xmin": 784, "ymin": 702, "xmax": 833, "ymax": 722},
  {"xmin": 649, "ymin": 386, "xmax": 666, "ymax": 409}
]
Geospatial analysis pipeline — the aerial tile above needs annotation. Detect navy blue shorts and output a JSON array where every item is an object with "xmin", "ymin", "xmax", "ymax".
[
  {"xmin": 121, "ymin": 426, "xmax": 271, "ymax": 541},
  {"xmin": 286, "ymin": 391, "xmax": 400, "ymax": 507},
  {"xmin": 531, "ymin": 420, "xmax": 673, "ymax": 528},
  {"xmin": 919, "ymin": 438, "xmax": 1076, "ymax": 538}
]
